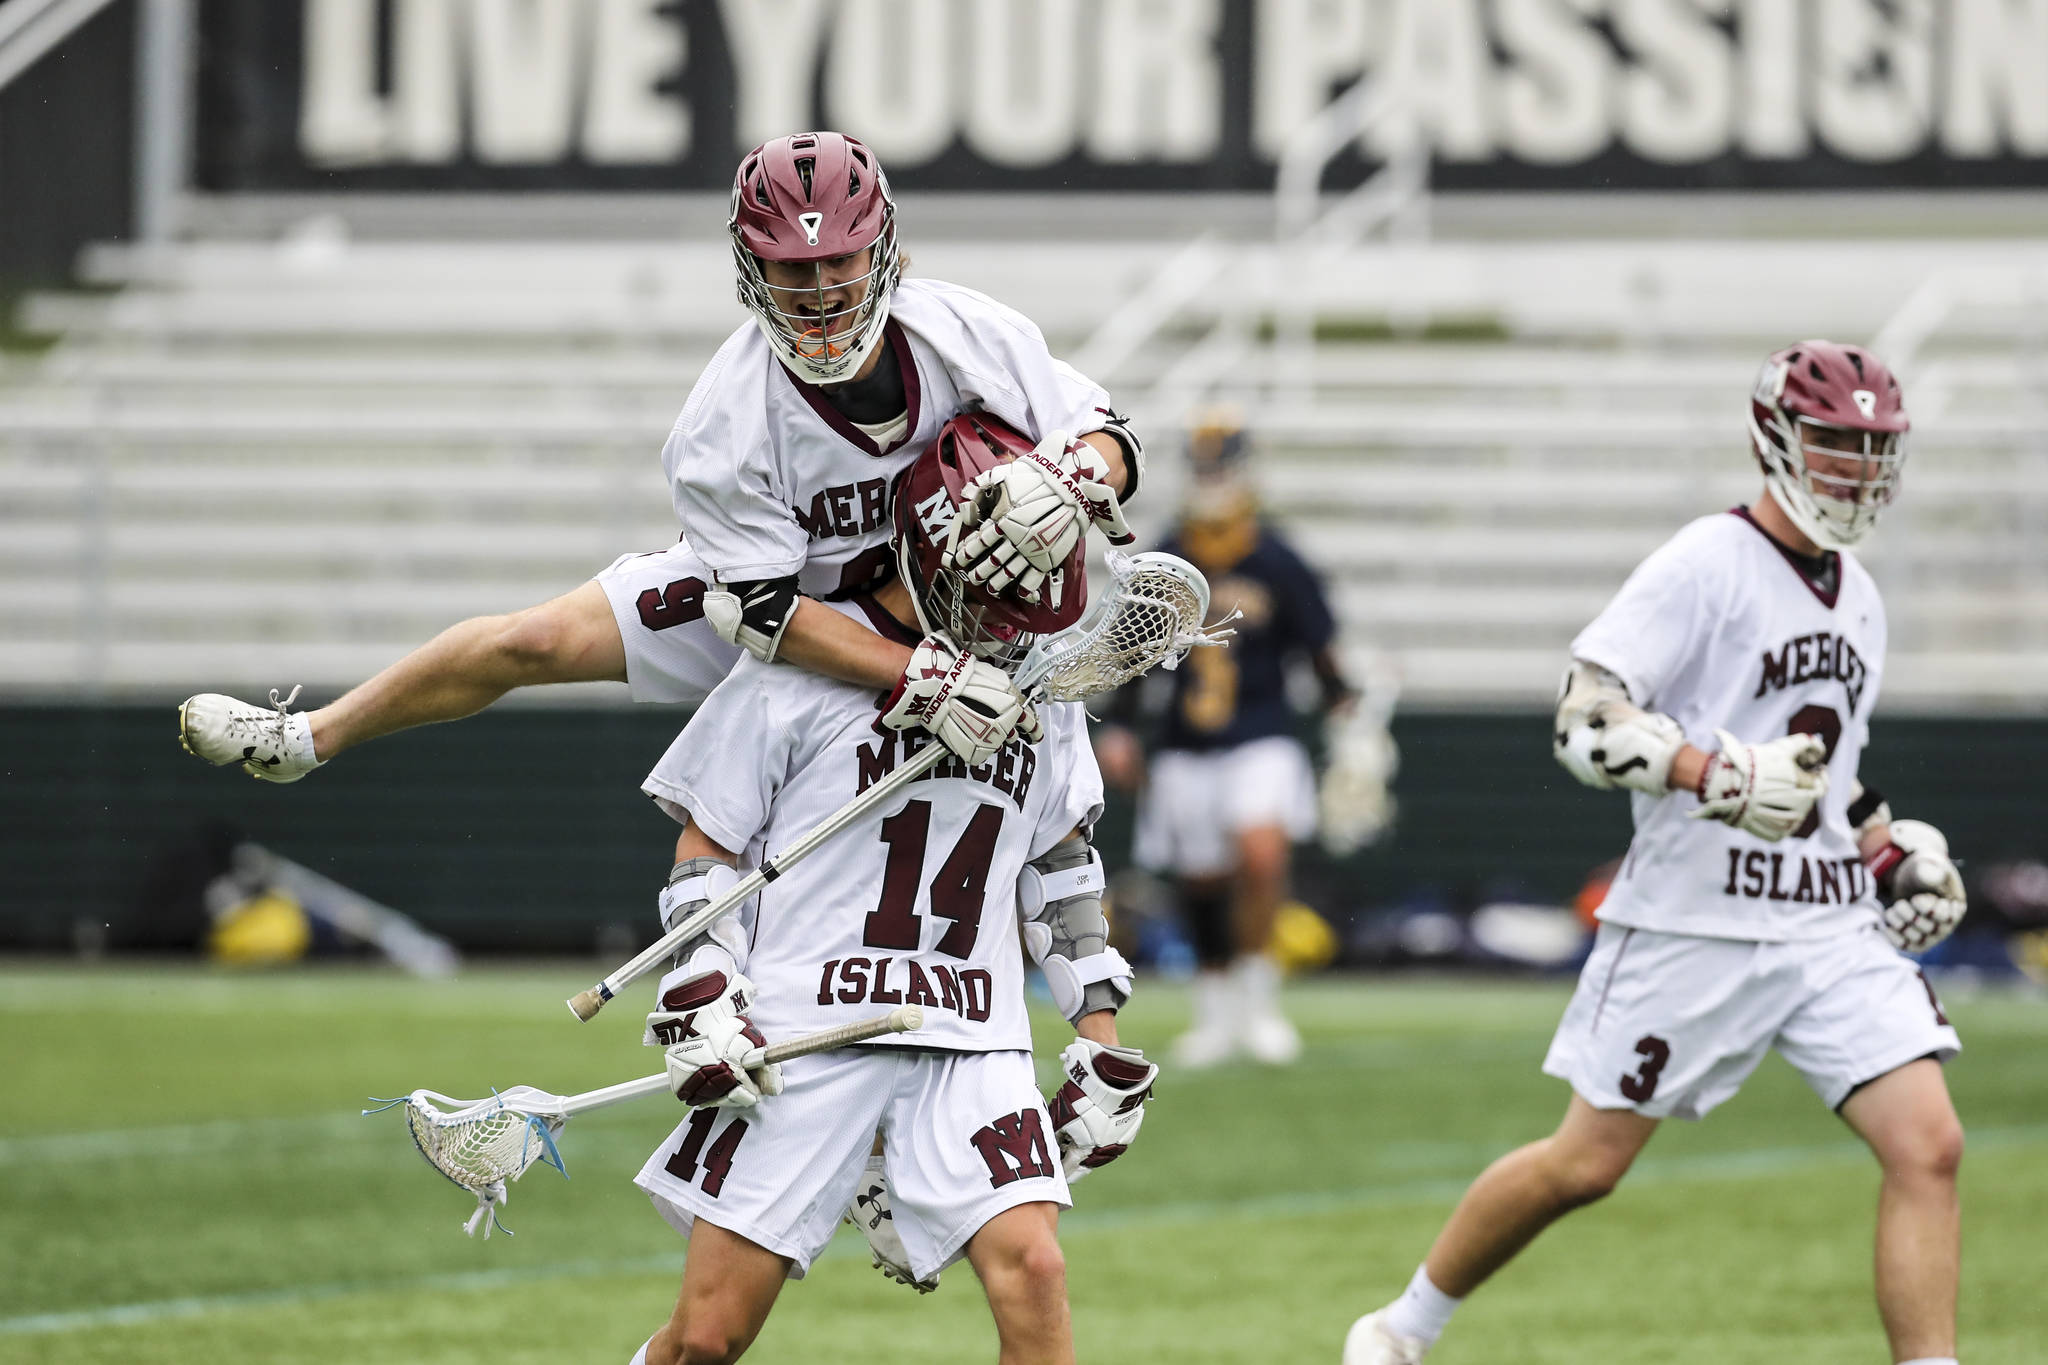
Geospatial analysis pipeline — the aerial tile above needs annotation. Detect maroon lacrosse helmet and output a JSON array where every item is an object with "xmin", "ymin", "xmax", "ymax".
[
  {"xmin": 1747, "ymin": 340, "xmax": 1910, "ymax": 550},
  {"xmin": 729, "ymin": 132, "xmax": 901, "ymax": 385},
  {"xmin": 894, "ymin": 412, "xmax": 1088, "ymax": 665}
]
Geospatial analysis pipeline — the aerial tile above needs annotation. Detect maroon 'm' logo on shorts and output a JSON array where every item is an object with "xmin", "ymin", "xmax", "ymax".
[{"xmin": 969, "ymin": 1109, "xmax": 1055, "ymax": 1189}]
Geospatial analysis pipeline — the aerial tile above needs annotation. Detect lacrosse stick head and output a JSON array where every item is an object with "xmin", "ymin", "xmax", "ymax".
[
  {"xmin": 1019, "ymin": 550, "xmax": 1228, "ymax": 701},
  {"xmin": 393, "ymin": 1086, "xmax": 570, "ymax": 1237}
]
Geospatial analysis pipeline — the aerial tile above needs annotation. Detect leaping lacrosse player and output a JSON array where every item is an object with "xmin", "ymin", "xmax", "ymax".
[
  {"xmin": 1095, "ymin": 412, "xmax": 1356, "ymax": 1067},
  {"xmin": 179, "ymin": 128, "xmax": 1142, "ymax": 793},
  {"xmin": 175, "ymin": 131, "xmax": 1144, "ymax": 1288},
  {"xmin": 622, "ymin": 413, "xmax": 1158, "ymax": 1365},
  {"xmin": 1344, "ymin": 342, "xmax": 1969, "ymax": 1365}
]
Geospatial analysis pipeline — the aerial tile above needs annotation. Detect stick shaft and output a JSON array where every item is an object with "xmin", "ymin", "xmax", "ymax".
[
  {"xmin": 549, "ymin": 1007, "xmax": 923, "ymax": 1118},
  {"xmin": 752, "ymin": 1003, "xmax": 922, "ymax": 1065},
  {"xmin": 570, "ymin": 740, "xmax": 954, "ymax": 1017},
  {"xmin": 554, "ymin": 1072, "xmax": 672, "ymax": 1117}
]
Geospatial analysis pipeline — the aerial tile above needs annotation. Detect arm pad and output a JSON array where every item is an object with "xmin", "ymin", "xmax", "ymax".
[
  {"xmin": 704, "ymin": 575, "xmax": 801, "ymax": 664},
  {"xmin": 1846, "ymin": 780, "xmax": 1893, "ymax": 836},
  {"xmin": 1017, "ymin": 835, "xmax": 1131, "ymax": 1022},
  {"xmin": 658, "ymin": 856, "xmax": 749, "ymax": 978},
  {"xmin": 1553, "ymin": 659, "xmax": 1683, "ymax": 796},
  {"xmin": 1088, "ymin": 409, "xmax": 1145, "ymax": 501}
]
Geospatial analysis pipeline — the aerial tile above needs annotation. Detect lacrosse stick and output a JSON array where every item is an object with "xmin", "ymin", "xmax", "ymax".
[
  {"xmin": 386, "ymin": 1004, "xmax": 923, "ymax": 1237},
  {"xmin": 568, "ymin": 550, "xmax": 1228, "ymax": 1022}
]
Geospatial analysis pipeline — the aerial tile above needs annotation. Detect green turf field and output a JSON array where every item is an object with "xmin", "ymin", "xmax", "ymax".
[{"xmin": 4, "ymin": 964, "xmax": 2041, "ymax": 1363}]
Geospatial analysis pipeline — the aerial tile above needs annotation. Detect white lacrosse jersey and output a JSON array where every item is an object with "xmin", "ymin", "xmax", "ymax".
[
  {"xmin": 642, "ymin": 601, "xmax": 1106, "ymax": 1053},
  {"xmin": 664, "ymin": 278, "xmax": 1120, "ymax": 599},
  {"xmin": 1573, "ymin": 509, "xmax": 1888, "ymax": 943}
]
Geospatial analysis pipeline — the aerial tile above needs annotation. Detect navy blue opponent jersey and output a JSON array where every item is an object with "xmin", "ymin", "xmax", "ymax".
[{"xmin": 1145, "ymin": 526, "xmax": 1338, "ymax": 753}]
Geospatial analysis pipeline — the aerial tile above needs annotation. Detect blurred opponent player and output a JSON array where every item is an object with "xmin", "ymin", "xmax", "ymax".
[
  {"xmin": 179, "ymin": 130, "xmax": 1142, "ymax": 784},
  {"xmin": 1345, "ymin": 343, "xmax": 1970, "ymax": 1365},
  {"xmin": 624, "ymin": 416, "xmax": 1156, "ymax": 1365},
  {"xmin": 1096, "ymin": 413, "xmax": 1355, "ymax": 1067}
]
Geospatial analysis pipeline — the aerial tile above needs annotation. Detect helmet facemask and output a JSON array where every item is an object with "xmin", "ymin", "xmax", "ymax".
[
  {"xmin": 1748, "ymin": 360, "xmax": 1908, "ymax": 551},
  {"xmin": 731, "ymin": 208, "xmax": 901, "ymax": 386}
]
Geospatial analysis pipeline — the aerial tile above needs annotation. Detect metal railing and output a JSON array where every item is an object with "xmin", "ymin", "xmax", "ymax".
[
  {"xmin": 1070, "ymin": 35, "xmax": 1432, "ymax": 421},
  {"xmin": 0, "ymin": 0, "xmax": 122, "ymax": 90}
]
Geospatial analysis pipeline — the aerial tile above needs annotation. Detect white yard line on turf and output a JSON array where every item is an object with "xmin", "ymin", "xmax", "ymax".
[{"xmin": 5, "ymin": 1122, "xmax": 2043, "ymax": 1338}]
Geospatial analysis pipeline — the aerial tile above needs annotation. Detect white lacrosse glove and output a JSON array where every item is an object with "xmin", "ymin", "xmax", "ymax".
[
  {"xmin": 1872, "ymin": 819, "xmax": 1967, "ymax": 953},
  {"xmin": 845, "ymin": 1151, "xmax": 939, "ymax": 1293},
  {"xmin": 1553, "ymin": 702, "xmax": 1684, "ymax": 796},
  {"xmin": 1690, "ymin": 728, "xmax": 1829, "ymax": 841},
  {"xmin": 880, "ymin": 632, "xmax": 1042, "ymax": 768},
  {"xmin": 948, "ymin": 430, "xmax": 1133, "ymax": 603},
  {"xmin": 645, "ymin": 969, "xmax": 783, "ymax": 1109},
  {"xmin": 1045, "ymin": 1039, "xmax": 1157, "ymax": 1183}
]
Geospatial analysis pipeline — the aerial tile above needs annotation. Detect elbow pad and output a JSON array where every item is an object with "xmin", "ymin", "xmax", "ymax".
[
  {"xmin": 704, "ymin": 575, "xmax": 801, "ymax": 663},
  {"xmin": 1017, "ymin": 836, "xmax": 1132, "ymax": 1022},
  {"xmin": 658, "ymin": 856, "xmax": 749, "ymax": 978},
  {"xmin": 1553, "ymin": 660, "xmax": 1683, "ymax": 796}
]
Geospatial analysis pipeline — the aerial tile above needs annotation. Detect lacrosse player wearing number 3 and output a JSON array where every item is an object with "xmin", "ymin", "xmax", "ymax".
[
  {"xmin": 1346, "ymin": 344, "xmax": 1970, "ymax": 1365},
  {"xmin": 624, "ymin": 414, "xmax": 1157, "ymax": 1365}
]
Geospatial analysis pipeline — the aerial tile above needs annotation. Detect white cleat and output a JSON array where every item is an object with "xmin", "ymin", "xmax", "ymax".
[
  {"xmin": 1244, "ymin": 1011, "xmax": 1303, "ymax": 1066},
  {"xmin": 845, "ymin": 1154, "xmax": 938, "ymax": 1293},
  {"xmin": 1342, "ymin": 1311, "xmax": 1430, "ymax": 1365},
  {"xmin": 178, "ymin": 687, "xmax": 322, "ymax": 784}
]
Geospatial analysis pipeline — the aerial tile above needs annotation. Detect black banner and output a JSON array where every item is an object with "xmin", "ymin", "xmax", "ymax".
[{"xmin": 195, "ymin": 0, "xmax": 2048, "ymax": 194}]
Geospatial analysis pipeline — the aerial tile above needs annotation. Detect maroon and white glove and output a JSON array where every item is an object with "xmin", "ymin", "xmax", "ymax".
[
  {"xmin": 1689, "ymin": 728, "xmax": 1829, "ymax": 841},
  {"xmin": 1868, "ymin": 819, "xmax": 1967, "ymax": 953},
  {"xmin": 948, "ymin": 429, "xmax": 1133, "ymax": 603},
  {"xmin": 880, "ymin": 632, "xmax": 1042, "ymax": 768},
  {"xmin": 645, "ymin": 969, "xmax": 782, "ymax": 1109},
  {"xmin": 1045, "ymin": 1039, "xmax": 1157, "ymax": 1183},
  {"xmin": 845, "ymin": 1152, "xmax": 940, "ymax": 1293}
]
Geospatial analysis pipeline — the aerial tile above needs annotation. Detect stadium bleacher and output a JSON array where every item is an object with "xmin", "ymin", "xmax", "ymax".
[{"xmin": 4, "ymin": 229, "xmax": 2047, "ymax": 707}]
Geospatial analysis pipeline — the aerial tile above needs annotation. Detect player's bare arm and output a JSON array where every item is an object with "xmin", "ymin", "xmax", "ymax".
[
  {"xmin": 1552, "ymin": 658, "xmax": 1828, "ymax": 841},
  {"xmin": 774, "ymin": 596, "xmax": 912, "ymax": 690}
]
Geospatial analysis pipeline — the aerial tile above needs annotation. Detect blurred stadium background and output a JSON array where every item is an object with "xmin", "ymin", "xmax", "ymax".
[
  {"xmin": 3, "ymin": 3, "xmax": 2046, "ymax": 1360},
  {"xmin": 7, "ymin": 0, "xmax": 2048, "ymax": 961}
]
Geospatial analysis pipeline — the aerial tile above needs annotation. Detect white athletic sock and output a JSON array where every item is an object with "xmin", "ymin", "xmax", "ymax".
[
  {"xmin": 1380, "ymin": 1263, "xmax": 1462, "ymax": 1345},
  {"xmin": 1232, "ymin": 952, "xmax": 1281, "ymax": 1017},
  {"xmin": 628, "ymin": 1335, "xmax": 653, "ymax": 1365},
  {"xmin": 1895, "ymin": 1357, "xmax": 1957, "ymax": 1365},
  {"xmin": 1190, "ymin": 969, "xmax": 1234, "ymax": 1033}
]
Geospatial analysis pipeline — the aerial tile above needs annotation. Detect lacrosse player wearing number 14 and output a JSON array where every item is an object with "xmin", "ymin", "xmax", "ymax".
[
  {"xmin": 623, "ymin": 414, "xmax": 1158, "ymax": 1365},
  {"xmin": 1346, "ymin": 343, "xmax": 1970, "ymax": 1365}
]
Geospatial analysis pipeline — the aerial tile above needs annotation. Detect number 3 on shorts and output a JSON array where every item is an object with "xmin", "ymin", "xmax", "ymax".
[{"xmin": 1619, "ymin": 1034, "xmax": 1671, "ymax": 1103}]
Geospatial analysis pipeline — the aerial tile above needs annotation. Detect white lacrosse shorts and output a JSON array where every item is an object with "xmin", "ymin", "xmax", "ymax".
[
  {"xmin": 593, "ymin": 544, "xmax": 743, "ymax": 706},
  {"xmin": 1543, "ymin": 922, "xmax": 1960, "ymax": 1120},
  {"xmin": 1135, "ymin": 735, "xmax": 1317, "ymax": 877},
  {"xmin": 635, "ymin": 1047, "xmax": 1069, "ymax": 1281}
]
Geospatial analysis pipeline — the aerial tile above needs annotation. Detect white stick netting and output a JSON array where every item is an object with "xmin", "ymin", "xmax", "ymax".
[
  {"xmin": 1028, "ymin": 551, "xmax": 1230, "ymax": 701},
  {"xmin": 393, "ymin": 1086, "xmax": 569, "ymax": 1237}
]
